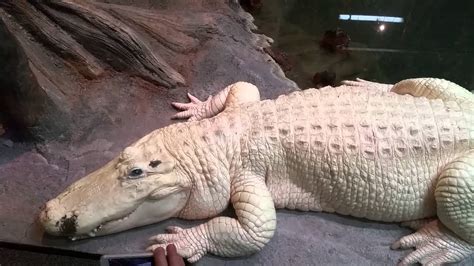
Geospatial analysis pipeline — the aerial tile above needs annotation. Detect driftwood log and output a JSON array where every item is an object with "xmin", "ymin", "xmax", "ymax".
[{"xmin": 0, "ymin": 0, "xmax": 295, "ymax": 141}]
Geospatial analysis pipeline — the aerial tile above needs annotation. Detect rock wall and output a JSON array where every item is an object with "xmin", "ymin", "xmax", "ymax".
[{"xmin": 0, "ymin": 0, "xmax": 297, "ymax": 142}]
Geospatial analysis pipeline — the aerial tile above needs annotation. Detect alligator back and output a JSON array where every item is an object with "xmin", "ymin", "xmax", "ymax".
[{"xmin": 226, "ymin": 85, "xmax": 473, "ymax": 222}]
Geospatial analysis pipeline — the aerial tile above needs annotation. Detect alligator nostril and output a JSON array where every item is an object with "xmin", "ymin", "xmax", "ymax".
[
  {"xmin": 39, "ymin": 203, "xmax": 47, "ymax": 212},
  {"xmin": 42, "ymin": 199, "xmax": 59, "ymax": 214}
]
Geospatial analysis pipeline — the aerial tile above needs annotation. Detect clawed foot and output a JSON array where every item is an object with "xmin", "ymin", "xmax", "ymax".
[
  {"xmin": 147, "ymin": 225, "xmax": 209, "ymax": 263},
  {"xmin": 392, "ymin": 220, "xmax": 474, "ymax": 265},
  {"xmin": 171, "ymin": 93, "xmax": 211, "ymax": 121},
  {"xmin": 342, "ymin": 77, "xmax": 393, "ymax": 92}
]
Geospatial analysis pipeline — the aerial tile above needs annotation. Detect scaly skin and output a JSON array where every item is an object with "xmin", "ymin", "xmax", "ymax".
[{"xmin": 40, "ymin": 78, "xmax": 474, "ymax": 265}]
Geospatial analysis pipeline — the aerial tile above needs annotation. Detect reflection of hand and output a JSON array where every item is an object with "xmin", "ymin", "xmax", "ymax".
[{"xmin": 153, "ymin": 244, "xmax": 185, "ymax": 266}]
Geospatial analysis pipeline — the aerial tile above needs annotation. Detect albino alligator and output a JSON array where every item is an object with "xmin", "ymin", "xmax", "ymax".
[{"xmin": 39, "ymin": 77, "xmax": 474, "ymax": 265}]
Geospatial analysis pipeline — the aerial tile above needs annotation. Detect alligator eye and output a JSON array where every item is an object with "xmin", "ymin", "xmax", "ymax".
[{"xmin": 128, "ymin": 168, "xmax": 144, "ymax": 178}]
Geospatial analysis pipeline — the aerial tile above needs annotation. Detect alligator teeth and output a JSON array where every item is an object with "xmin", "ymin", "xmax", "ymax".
[
  {"xmin": 88, "ymin": 232, "xmax": 96, "ymax": 237},
  {"xmin": 70, "ymin": 236, "xmax": 77, "ymax": 241}
]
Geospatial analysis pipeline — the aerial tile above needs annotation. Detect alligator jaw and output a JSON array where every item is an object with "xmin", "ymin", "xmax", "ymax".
[{"xmin": 68, "ymin": 208, "xmax": 137, "ymax": 241}]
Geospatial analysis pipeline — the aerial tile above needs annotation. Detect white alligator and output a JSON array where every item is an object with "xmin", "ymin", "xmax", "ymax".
[{"xmin": 39, "ymin": 77, "xmax": 474, "ymax": 265}]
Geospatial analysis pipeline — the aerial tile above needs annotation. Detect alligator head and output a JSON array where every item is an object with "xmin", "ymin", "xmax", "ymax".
[{"xmin": 39, "ymin": 131, "xmax": 191, "ymax": 239}]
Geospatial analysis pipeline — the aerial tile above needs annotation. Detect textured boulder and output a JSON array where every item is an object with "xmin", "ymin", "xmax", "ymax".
[{"xmin": 0, "ymin": 0, "xmax": 296, "ymax": 141}]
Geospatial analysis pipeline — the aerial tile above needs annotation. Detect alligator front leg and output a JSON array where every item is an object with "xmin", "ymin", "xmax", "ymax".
[
  {"xmin": 171, "ymin": 81, "xmax": 260, "ymax": 121},
  {"xmin": 147, "ymin": 173, "xmax": 276, "ymax": 262}
]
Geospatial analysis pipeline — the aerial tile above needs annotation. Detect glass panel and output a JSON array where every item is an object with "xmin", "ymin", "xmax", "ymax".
[{"xmin": 251, "ymin": 0, "xmax": 474, "ymax": 90}]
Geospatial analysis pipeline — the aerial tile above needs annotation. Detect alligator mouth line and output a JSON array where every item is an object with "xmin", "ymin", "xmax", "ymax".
[{"xmin": 68, "ymin": 207, "xmax": 139, "ymax": 241}]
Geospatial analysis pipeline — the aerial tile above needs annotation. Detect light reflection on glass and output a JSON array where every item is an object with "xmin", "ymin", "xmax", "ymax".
[{"xmin": 339, "ymin": 14, "xmax": 404, "ymax": 23}]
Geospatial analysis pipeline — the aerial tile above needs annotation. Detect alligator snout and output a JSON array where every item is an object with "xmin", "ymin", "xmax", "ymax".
[{"xmin": 40, "ymin": 199, "xmax": 78, "ymax": 236}]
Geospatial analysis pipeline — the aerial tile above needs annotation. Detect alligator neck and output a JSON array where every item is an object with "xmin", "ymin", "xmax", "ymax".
[{"xmin": 161, "ymin": 116, "xmax": 242, "ymax": 220}]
